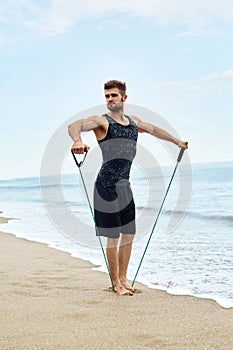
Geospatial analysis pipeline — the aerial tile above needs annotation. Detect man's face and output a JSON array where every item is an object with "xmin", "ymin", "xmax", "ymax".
[{"xmin": 104, "ymin": 88, "xmax": 127, "ymax": 112}]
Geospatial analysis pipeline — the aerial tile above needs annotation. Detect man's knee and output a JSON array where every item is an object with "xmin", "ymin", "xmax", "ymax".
[
  {"xmin": 107, "ymin": 237, "xmax": 119, "ymax": 248},
  {"xmin": 120, "ymin": 233, "xmax": 134, "ymax": 245}
]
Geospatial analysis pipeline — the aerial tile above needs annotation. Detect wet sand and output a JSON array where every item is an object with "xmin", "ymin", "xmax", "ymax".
[{"xmin": 0, "ymin": 217, "xmax": 233, "ymax": 350}]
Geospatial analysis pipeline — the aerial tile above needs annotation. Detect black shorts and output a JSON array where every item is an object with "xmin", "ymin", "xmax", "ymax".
[{"xmin": 94, "ymin": 180, "xmax": 136, "ymax": 239}]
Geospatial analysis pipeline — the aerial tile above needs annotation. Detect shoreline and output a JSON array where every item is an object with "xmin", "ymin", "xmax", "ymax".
[
  {"xmin": 1, "ymin": 220, "xmax": 233, "ymax": 349},
  {"xmin": 0, "ymin": 216, "xmax": 16, "ymax": 224},
  {"xmin": 1, "ymin": 215, "xmax": 233, "ymax": 310}
]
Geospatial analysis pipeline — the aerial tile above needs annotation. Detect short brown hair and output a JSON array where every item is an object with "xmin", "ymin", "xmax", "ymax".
[{"xmin": 104, "ymin": 80, "xmax": 126, "ymax": 96}]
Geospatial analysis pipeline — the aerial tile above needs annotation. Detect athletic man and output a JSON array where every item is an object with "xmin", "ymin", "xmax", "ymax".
[{"xmin": 68, "ymin": 80, "xmax": 188, "ymax": 296}]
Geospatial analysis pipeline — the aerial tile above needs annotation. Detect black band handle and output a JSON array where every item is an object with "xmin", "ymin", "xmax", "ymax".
[
  {"xmin": 177, "ymin": 147, "xmax": 188, "ymax": 163},
  {"xmin": 71, "ymin": 148, "xmax": 88, "ymax": 168},
  {"xmin": 177, "ymin": 142, "xmax": 188, "ymax": 163}
]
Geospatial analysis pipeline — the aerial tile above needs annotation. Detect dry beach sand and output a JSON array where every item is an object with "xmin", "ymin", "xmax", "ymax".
[{"xmin": 0, "ymin": 216, "xmax": 233, "ymax": 350}]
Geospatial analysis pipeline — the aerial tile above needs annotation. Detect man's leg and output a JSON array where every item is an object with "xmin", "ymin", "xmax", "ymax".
[
  {"xmin": 106, "ymin": 237, "xmax": 133, "ymax": 296},
  {"xmin": 118, "ymin": 234, "xmax": 135, "ymax": 292}
]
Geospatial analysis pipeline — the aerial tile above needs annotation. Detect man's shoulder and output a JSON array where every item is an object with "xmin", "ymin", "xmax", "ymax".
[
  {"xmin": 87, "ymin": 114, "xmax": 108, "ymax": 125},
  {"xmin": 128, "ymin": 114, "xmax": 140, "ymax": 125}
]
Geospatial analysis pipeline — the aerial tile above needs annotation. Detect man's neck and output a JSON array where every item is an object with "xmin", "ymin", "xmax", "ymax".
[{"xmin": 108, "ymin": 110, "xmax": 125, "ymax": 121}]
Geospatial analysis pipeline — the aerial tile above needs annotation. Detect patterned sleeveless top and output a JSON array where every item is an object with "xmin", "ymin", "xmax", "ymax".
[{"xmin": 96, "ymin": 114, "xmax": 138, "ymax": 187}]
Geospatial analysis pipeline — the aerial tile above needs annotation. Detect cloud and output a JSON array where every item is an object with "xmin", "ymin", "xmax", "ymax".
[
  {"xmin": 153, "ymin": 70, "xmax": 233, "ymax": 92},
  {"xmin": 150, "ymin": 71, "xmax": 233, "ymax": 114},
  {"xmin": 171, "ymin": 31, "xmax": 194, "ymax": 39},
  {"xmin": 1, "ymin": 0, "xmax": 233, "ymax": 36}
]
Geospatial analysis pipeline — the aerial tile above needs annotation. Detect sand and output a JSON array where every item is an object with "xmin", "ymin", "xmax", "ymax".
[{"xmin": 0, "ymin": 217, "xmax": 233, "ymax": 350}]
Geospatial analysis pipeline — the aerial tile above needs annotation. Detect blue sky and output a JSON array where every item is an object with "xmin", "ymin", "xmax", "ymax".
[{"xmin": 1, "ymin": 0, "xmax": 233, "ymax": 179}]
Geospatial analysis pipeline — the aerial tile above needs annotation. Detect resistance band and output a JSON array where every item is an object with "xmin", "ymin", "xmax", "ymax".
[
  {"xmin": 132, "ymin": 146, "xmax": 187, "ymax": 288},
  {"xmin": 71, "ymin": 150, "xmax": 114, "ymax": 290}
]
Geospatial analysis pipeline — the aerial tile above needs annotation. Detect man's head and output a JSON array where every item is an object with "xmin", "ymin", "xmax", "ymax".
[
  {"xmin": 104, "ymin": 80, "xmax": 126, "ymax": 97},
  {"xmin": 104, "ymin": 80, "xmax": 127, "ymax": 112}
]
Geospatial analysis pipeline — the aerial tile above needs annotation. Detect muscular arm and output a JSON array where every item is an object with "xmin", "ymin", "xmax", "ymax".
[
  {"xmin": 131, "ymin": 115, "xmax": 188, "ymax": 149},
  {"xmin": 68, "ymin": 115, "xmax": 106, "ymax": 153}
]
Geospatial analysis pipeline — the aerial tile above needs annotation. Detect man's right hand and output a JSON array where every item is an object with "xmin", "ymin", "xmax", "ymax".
[{"xmin": 71, "ymin": 141, "xmax": 90, "ymax": 154}]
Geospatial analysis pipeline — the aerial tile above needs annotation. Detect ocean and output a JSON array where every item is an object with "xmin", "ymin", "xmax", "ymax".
[{"xmin": 0, "ymin": 160, "xmax": 232, "ymax": 308}]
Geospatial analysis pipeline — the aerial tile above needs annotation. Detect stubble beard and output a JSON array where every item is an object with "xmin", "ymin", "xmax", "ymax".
[{"xmin": 107, "ymin": 101, "xmax": 124, "ymax": 112}]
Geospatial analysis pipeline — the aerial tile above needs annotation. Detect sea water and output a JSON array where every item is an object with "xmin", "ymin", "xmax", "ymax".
[{"xmin": 0, "ymin": 161, "xmax": 232, "ymax": 308}]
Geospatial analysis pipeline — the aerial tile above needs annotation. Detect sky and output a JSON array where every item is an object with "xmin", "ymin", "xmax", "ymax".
[{"xmin": 1, "ymin": 0, "xmax": 233, "ymax": 179}]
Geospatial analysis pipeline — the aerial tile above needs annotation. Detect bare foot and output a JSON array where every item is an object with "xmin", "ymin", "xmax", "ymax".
[
  {"xmin": 114, "ymin": 285, "xmax": 133, "ymax": 296},
  {"xmin": 121, "ymin": 280, "xmax": 136, "ymax": 293}
]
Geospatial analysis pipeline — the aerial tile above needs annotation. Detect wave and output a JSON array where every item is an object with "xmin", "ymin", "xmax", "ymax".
[
  {"xmin": 137, "ymin": 207, "xmax": 233, "ymax": 224},
  {"xmin": 0, "ymin": 183, "xmax": 77, "ymax": 190},
  {"xmin": 166, "ymin": 209, "xmax": 233, "ymax": 224}
]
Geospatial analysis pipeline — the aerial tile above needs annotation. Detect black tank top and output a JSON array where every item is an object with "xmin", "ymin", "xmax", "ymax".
[{"xmin": 96, "ymin": 114, "xmax": 138, "ymax": 187}]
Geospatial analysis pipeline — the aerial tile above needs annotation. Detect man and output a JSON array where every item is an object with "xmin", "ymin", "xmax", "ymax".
[{"xmin": 68, "ymin": 80, "xmax": 188, "ymax": 296}]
